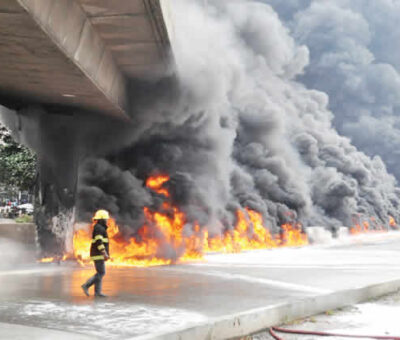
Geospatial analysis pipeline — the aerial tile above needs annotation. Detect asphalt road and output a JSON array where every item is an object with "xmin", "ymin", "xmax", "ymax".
[{"xmin": 1, "ymin": 232, "xmax": 400, "ymax": 339}]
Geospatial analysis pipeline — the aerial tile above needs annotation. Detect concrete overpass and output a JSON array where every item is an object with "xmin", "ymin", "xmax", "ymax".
[
  {"xmin": 0, "ymin": 0, "xmax": 173, "ymax": 118},
  {"xmin": 0, "ymin": 0, "xmax": 174, "ymax": 255}
]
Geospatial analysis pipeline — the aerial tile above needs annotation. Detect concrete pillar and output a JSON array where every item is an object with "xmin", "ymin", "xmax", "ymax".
[
  {"xmin": 1, "ymin": 105, "xmax": 79, "ymax": 257},
  {"xmin": 34, "ymin": 112, "xmax": 78, "ymax": 257}
]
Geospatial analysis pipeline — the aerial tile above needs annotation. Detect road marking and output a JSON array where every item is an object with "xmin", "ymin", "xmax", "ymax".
[{"xmin": 164, "ymin": 267, "xmax": 332, "ymax": 294}]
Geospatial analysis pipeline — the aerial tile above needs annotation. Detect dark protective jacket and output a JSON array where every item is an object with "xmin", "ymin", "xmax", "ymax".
[{"xmin": 90, "ymin": 222, "xmax": 110, "ymax": 261}]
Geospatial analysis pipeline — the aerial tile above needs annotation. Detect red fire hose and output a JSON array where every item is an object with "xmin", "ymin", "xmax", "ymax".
[{"xmin": 269, "ymin": 326, "xmax": 400, "ymax": 339}]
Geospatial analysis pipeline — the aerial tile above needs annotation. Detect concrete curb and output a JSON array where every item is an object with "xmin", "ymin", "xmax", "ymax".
[{"xmin": 133, "ymin": 278, "xmax": 400, "ymax": 340}]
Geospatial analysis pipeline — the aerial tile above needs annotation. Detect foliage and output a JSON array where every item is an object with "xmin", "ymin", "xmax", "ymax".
[
  {"xmin": 0, "ymin": 125, "xmax": 37, "ymax": 191},
  {"xmin": 15, "ymin": 214, "xmax": 34, "ymax": 223}
]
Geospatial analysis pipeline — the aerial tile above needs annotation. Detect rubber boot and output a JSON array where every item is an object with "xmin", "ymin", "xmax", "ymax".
[
  {"xmin": 81, "ymin": 284, "xmax": 90, "ymax": 297},
  {"xmin": 94, "ymin": 278, "xmax": 107, "ymax": 298},
  {"xmin": 81, "ymin": 276, "xmax": 96, "ymax": 297},
  {"xmin": 95, "ymin": 293, "xmax": 108, "ymax": 298}
]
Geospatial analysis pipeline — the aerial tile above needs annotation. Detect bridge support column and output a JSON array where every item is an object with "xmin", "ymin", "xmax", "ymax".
[
  {"xmin": 1, "ymin": 105, "xmax": 79, "ymax": 257},
  {"xmin": 33, "ymin": 111, "xmax": 79, "ymax": 257}
]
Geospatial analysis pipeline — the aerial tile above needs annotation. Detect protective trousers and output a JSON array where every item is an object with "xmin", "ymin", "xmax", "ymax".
[{"xmin": 84, "ymin": 260, "xmax": 105, "ymax": 295}]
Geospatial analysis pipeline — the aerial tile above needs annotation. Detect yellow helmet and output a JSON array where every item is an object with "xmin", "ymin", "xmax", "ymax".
[{"xmin": 93, "ymin": 209, "xmax": 110, "ymax": 220}]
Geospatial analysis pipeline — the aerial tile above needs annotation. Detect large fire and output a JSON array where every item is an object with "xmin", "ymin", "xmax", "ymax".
[
  {"xmin": 39, "ymin": 175, "xmax": 400, "ymax": 266},
  {"xmin": 68, "ymin": 174, "xmax": 308, "ymax": 267}
]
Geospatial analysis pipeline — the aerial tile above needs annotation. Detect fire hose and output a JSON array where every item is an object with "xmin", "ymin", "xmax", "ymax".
[{"xmin": 269, "ymin": 326, "xmax": 400, "ymax": 340}]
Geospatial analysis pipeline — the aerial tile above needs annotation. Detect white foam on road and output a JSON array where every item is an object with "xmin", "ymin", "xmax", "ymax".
[
  {"xmin": 0, "ymin": 322, "xmax": 94, "ymax": 340},
  {"xmin": 0, "ymin": 300, "xmax": 207, "ymax": 339}
]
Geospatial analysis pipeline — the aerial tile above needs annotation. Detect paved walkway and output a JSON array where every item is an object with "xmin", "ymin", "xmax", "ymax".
[{"xmin": 1, "ymin": 232, "xmax": 400, "ymax": 339}]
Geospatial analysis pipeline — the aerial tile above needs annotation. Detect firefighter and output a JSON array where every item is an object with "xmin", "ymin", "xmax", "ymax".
[{"xmin": 81, "ymin": 209, "xmax": 110, "ymax": 298}]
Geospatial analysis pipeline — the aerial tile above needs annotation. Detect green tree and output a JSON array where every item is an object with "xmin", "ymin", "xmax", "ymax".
[{"xmin": 0, "ymin": 125, "xmax": 37, "ymax": 191}]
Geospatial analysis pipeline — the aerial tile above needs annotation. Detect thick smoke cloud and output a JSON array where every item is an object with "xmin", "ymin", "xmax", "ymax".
[
  {"xmin": 261, "ymin": 0, "xmax": 400, "ymax": 178},
  {"xmin": 76, "ymin": 0, "xmax": 400, "ymax": 233}
]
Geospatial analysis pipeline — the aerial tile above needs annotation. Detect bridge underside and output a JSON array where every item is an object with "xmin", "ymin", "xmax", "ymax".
[
  {"xmin": 0, "ymin": 0, "xmax": 173, "ymax": 255},
  {"xmin": 0, "ymin": 0, "xmax": 172, "ymax": 118}
]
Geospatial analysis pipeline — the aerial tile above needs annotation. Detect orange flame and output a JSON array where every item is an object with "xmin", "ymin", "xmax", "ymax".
[
  {"xmin": 350, "ymin": 217, "xmax": 389, "ymax": 235},
  {"xmin": 44, "ymin": 174, "xmax": 310, "ymax": 267},
  {"xmin": 146, "ymin": 174, "xmax": 170, "ymax": 197},
  {"xmin": 39, "ymin": 254, "xmax": 69, "ymax": 263},
  {"xmin": 350, "ymin": 220, "xmax": 370, "ymax": 234}
]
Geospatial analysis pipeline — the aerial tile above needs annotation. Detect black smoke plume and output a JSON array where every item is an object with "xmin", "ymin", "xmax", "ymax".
[
  {"xmin": 77, "ymin": 0, "xmax": 400, "ymax": 234},
  {"xmin": 262, "ymin": 0, "xmax": 400, "ymax": 179}
]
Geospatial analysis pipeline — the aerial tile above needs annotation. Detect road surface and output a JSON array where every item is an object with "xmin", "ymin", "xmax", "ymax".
[{"xmin": 1, "ymin": 232, "xmax": 400, "ymax": 339}]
